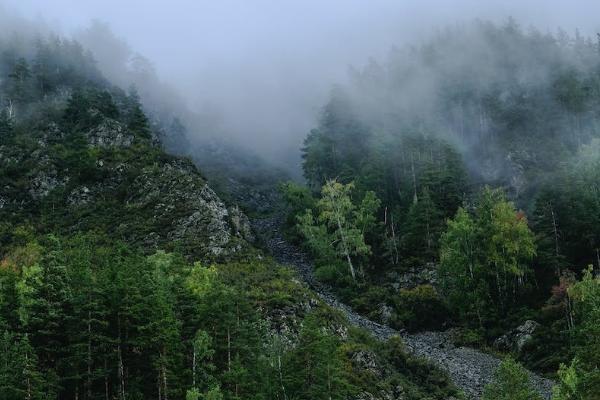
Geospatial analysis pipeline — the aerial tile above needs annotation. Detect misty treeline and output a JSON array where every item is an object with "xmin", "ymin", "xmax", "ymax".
[
  {"xmin": 0, "ymin": 17, "xmax": 464, "ymax": 400},
  {"xmin": 282, "ymin": 20, "xmax": 600, "ymax": 397}
]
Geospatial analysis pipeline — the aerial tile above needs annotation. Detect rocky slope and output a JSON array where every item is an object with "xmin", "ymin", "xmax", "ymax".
[
  {"xmin": 0, "ymin": 114, "xmax": 253, "ymax": 263},
  {"xmin": 252, "ymin": 215, "xmax": 555, "ymax": 400}
]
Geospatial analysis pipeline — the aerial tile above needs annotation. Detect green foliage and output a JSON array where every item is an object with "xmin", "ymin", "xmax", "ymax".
[
  {"xmin": 401, "ymin": 188, "xmax": 443, "ymax": 264},
  {"xmin": 0, "ymin": 25, "xmax": 466, "ymax": 400},
  {"xmin": 63, "ymin": 87, "xmax": 120, "ymax": 130},
  {"xmin": 393, "ymin": 285, "xmax": 449, "ymax": 332},
  {"xmin": 482, "ymin": 357, "xmax": 542, "ymax": 400},
  {"xmin": 440, "ymin": 188, "xmax": 536, "ymax": 327},
  {"xmin": 0, "ymin": 331, "xmax": 45, "ymax": 400},
  {"xmin": 7, "ymin": 57, "xmax": 33, "ymax": 103},
  {"xmin": 450, "ymin": 328, "xmax": 485, "ymax": 348},
  {"xmin": 279, "ymin": 180, "xmax": 316, "ymax": 240},
  {"xmin": 553, "ymin": 361, "xmax": 584, "ymax": 400},
  {"xmin": 283, "ymin": 314, "xmax": 356, "ymax": 400},
  {"xmin": 298, "ymin": 179, "xmax": 380, "ymax": 280},
  {"xmin": 379, "ymin": 336, "xmax": 461, "ymax": 398},
  {"xmin": 126, "ymin": 87, "xmax": 152, "ymax": 139},
  {"xmin": 186, "ymin": 387, "xmax": 201, "ymax": 400},
  {"xmin": 552, "ymin": 268, "xmax": 600, "ymax": 399},
  {"xmin": 0, "ymin": 109, "xmax": 14, "ymax": 142}
]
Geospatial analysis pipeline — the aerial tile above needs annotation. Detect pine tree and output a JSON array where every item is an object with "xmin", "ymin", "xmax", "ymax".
[
  {"xmin": 64, "ymin": 236, "xmax": 110, "ymax": 400},
  {"xmin": 284, "ymin": 315, "xmax": 354, "ymax": 400},
  {"xmin": 0, "ymin": 332, "xmax": 45, "ymax": 400},
  {"xmin": 33, "ymin": 38, "xmax": 54, "ymax": 96},
  {"xmin": 402, "ymin": 187, "xmax": 443, "ymax": 265},
  {"xmin": 24, "ymin": 237, "xmax": 74, "ymax": 397},
  {"xmin": 126, "ymin": 87, "xmax": 151, "ymax": 139},
  {"xmin": 7, "ymin": 57, "xmax": 33, "ymax": 104},
  {"xmin": 532, "ymin": 190, "xmax": 568, "ymax": 276}
]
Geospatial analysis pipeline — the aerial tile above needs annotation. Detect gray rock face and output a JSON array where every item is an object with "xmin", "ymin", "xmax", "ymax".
[
  {"xmin": 494, "ymin": 320, "xmax": 540, "ymax": 353},
  {"xmin": 127, "ymin": 159, "xmax": 250, "ymax": 259},
  {"xmin": 354, "ymin": 387, "xmax": 406, "ymax": 400},
  {"xmin": 264, "ymin": 298, "xmax": 318, "ymax": 349},
  {"xmin": 351, "ymin": 350, "xmax": 381, "ymax": 377},
  {"xmin": 388, "ymin": 263, "xmax": 438, "ymax": 291},
  {"xmin": 29, "ymin": 170, "xmax": 68, "ymax": 199},
  {"xmin": 378, "ymin": 303, "xmax": 394, "ymax": 324},
  {"xmin": 67, "ymin": 186, "xmax": 93, "ymax": 206},
  {"xmin": 87, "ymin": 119, "xmax": 133, "ymax": 147},
  {"xmin": 228, "ymin": 205, "xmax": 255, "ymax": 242},
  {"xmin": 253, "ymin": 215, "xmax": 554, "ymax": 400}
]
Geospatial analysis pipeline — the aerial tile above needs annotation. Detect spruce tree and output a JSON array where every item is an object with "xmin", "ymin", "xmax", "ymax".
[
  {"xmin": 7, "ymin": 57, "xmax": 32, "ymax": 104},
  {"xmin": 402, "ymin": 188, "xmax": 443, "ymax": 265}
]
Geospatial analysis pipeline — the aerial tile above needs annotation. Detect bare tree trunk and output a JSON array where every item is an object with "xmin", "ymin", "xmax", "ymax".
[
  {"xmin": 550, "ymin": 205, "xmax": 561, "ymax": 275},
  {"xmin": 25, "ymin": 349, "xmax": 32, "ymax": 400},
  {"xmin": 278, "ymin": 354, "xmax": 288, "ymax": 400},
  {"xmin": 7, "ymin": 99, "xmax": 14, "ymax": 119},
  {"xmin": 566, "ymin": 291, "xmax": 575, "ymax": 331},
  {"xmin": 87, "ymin": 309, "xmax": 92, "ymax": 400},
  {"xmin": 327, "ymin": 362, "xmax": 332, "ymax": 400},
  {"xmin": 104, "ymin": 358, "xmax": 109, "ymax": 400},
  {"xmin": 336, "ymin": 214, "xmax": 356, "ymax": 280},
  {"xmin": 227, "ymin": 327, "xmax": 231, "ymax": 372},
  {"xmin": 162, "ymin": 348, "xmax": 169, "ymax": 400},
  {"xmin": 390, "ymin": 214, "xmax": 399, "ymax": 265},
  {"xmin": 192, "ymin": 346, "xmax": 196, "ymax": 388},
  {"xmin": 157, "ymin": 371, "xmax": 162, "ymax": 400},
  {"xmin": 117, "ymin": 317, "xmax": 125, "ymax": 400}
]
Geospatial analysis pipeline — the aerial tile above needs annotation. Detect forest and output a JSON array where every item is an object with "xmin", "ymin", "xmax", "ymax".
[
  {"xmin": 282, "ymin": 20, "xmax": 600, "ymax": 398},
  {"xmin": 0, "ymin": 3, "xmax": 599, "ymax": 400}
]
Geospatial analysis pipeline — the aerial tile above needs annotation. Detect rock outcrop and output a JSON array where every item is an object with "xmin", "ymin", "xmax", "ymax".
[
  {"xmin": 126, "ymin": 159, "xmax": 253, "ymax": 258},
  {"xmin": 87, "ymin": 119, "xmax": 133, "ymax": 147},
  {"xmin": 494, "ymin": 320, "xmax": 540, "ymax": 354},
  {"xmin": 1, "ymin": 119, "xmax": 253, "ymax": 263},
  {"xmin": 387, "ymin": 263, "xmax": 439, "ymax": 291}
]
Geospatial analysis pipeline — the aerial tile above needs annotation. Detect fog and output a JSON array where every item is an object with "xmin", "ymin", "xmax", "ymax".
[{"xmin": 3, "ymin": 0, "xmax": 600, "ymax": 170}]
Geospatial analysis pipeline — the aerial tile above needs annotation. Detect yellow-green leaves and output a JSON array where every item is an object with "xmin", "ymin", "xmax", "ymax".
[
  {"xmin": 186, "ymin": 262, "xmax": 219, "ymax": 298},
  {"xmin": 440, "ymin": 187, "xmax": 537, "ymax": 323},
  {"xmin": 297, "ymin": 179, "xmax": 380, "ymax": 280}
]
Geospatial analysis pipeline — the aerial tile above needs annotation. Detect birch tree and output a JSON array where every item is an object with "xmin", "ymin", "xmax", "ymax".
[{"xmin": 298, "ymin": 179, "xmax": 380, "ymax": 281}]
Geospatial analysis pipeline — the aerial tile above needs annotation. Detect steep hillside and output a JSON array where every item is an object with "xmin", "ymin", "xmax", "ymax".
[
  {"xmin": 281, "ymin": 20, "xmax": 600, "ymax": 399},
  {"xmin": 0, "ymin": 95, "xmax": 252, "ymax": 262},
  {"xmin": 0, "ymin": 30, "xmax": 464, "ymax": 400}
]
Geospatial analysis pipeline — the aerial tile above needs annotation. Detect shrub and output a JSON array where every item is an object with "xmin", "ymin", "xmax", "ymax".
[
  {"xmin": 392, "ymin": 285, "xmax": 449, "ymax": 331},
  {"xmin": 482, "ymin": 357, "xmax": 542, "ymax": 400}
]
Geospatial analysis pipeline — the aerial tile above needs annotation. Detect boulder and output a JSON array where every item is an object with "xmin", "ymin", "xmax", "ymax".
[
  {"xmin": 350, "ymin": 349, "xmax": 381, "ymax": 378},
  {"xmin": 494, "ymin": 320, "xmax": 540, "ymax": 353},
  {"xmin": 388, "ymin": 263, "xmax": 438, "ymax": 291},
  {"xmin": 87, "ymin": 119, "xmax": 133, "ymax": 147}
]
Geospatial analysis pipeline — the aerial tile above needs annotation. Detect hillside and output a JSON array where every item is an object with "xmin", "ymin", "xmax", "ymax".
[
  {"xmin": 0, "ymin": 10, "xmax": 599, "ymax": 400},
  {"xmin": 279, "ymin": 20, "xmax": 600, "ymax": 400},
  {"xmin": 0, "ymin": 29, "xmax": 466, "ymax": 400}
]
